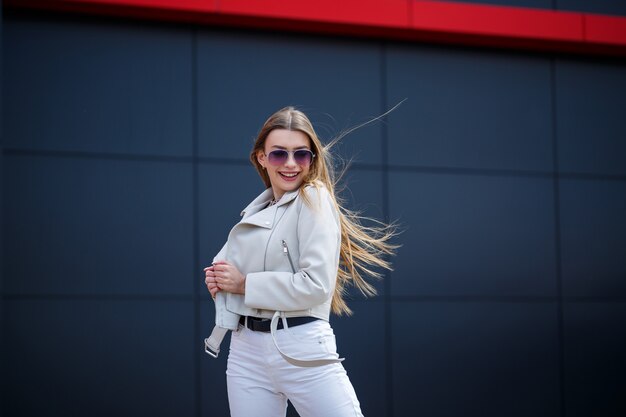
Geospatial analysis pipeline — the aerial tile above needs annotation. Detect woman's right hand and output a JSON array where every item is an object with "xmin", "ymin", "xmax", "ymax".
[{"xmin": 203, "ymin": 265, "xmax": 220, "ymax": 299}]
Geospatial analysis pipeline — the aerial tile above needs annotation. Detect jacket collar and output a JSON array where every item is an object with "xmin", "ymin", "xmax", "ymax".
[
  {"xmin": 240, "ymin": 187, "xmax": 299, "ymax": 217},
  {"xmin": 239, "ymin": 189, "xmax": 299, "ymax": 228},
  {"xmin": 236, "ymin": 188, "xmax": 301, "ymax": 229}
]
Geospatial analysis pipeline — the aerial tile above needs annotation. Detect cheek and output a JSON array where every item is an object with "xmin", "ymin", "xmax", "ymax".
[{"xmin": 268, "ymin": 167, "xmax": 281, "ymax": 183}]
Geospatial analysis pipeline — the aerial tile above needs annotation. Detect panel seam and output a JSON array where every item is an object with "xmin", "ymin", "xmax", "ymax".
[{"xmin": 551, "ymin": 56, "xmax": 566, "ymax": 417}]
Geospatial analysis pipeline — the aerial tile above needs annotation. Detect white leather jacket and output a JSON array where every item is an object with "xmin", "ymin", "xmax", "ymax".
[{"xmin": 205, "ymin": 184, "xmax": 343, "ymax": 367}]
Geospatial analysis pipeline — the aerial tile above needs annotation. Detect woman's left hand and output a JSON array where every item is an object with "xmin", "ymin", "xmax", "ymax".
[{"xmin": 212, "ymin": 261, "xmax": 246, "ymax": 294}]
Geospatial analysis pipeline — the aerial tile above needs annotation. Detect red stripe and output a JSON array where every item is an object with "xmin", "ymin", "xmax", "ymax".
[
  {"xmin": 4, "ymin": 0, "xmax": 626, "ymax": 56},
  {"xmin": 585, "ymin": 14, "xmax": 626, "ymax": 45},
  {"xmin": 412, "ymin": 1, "xmax": 582, "ymax": 41}
]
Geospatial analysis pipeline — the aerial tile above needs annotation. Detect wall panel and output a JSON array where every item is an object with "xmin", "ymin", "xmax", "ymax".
[
  {"xmin": 3, "ymin": 16, "xmax": 193, "ymax": 157},
  {"xmin": 1, "ymin": 299, "xmax": 195, "ymax": 416},
  {"xmin": 389, "ymin": 171, "xmax": 557, "ymax": 297},
  {"xmin": 387, "ymin": 45, "xmax": 553, "ymax": 172},
  {"xmin": 391, "ymin": 301, "xmax": 561, "ymax": 416},
  {"xmin": 558, "ymin": 0, "xmax": 626, "ymax": 16},
  {"xmin": 560, "ymin": 179, "xmax": 626, "ymax": 297},
  {"xmin": 563, "ymin": 302, "xmax": 626, "ymax": 416},
  {"xmin": 2, "ymin": 154, "xmax": 194, "ymax": 296},
  {"xmin": 556, "ymin": 59, "xmax": 626, "ymax": 176}
]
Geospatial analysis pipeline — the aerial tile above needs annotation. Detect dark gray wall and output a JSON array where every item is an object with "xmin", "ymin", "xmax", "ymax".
[
  {"xmin": 2, "ymin": 9, "xmax": 625, "ymax": 417},
  {"xmin": 558, "ymin": 0, "xmax": 626, "ymax": 15},
  {"xmin": 453, "ymin": 0, "xmax": 626, "ymax": 16}
]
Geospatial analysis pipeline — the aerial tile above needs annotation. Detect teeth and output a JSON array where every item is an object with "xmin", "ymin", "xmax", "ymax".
[{"xmin": 281, "ymin": 172, "xmax": 298, "ymax": 177}]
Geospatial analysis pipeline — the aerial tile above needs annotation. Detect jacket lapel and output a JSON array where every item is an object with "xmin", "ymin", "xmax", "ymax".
[{"xmin": 238, "ymin": 188, "xmax": 299, "ymax": 229}]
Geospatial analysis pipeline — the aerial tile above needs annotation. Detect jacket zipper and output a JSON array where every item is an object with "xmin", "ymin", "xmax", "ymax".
[{"xmin": 281, "ymin": 240, "xmax": 296, "ymax": 273}]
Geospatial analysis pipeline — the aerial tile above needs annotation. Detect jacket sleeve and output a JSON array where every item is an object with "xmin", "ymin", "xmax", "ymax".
[{"xmin": 244, "ymin": 186, "xmax": 341, "ymax": 311}]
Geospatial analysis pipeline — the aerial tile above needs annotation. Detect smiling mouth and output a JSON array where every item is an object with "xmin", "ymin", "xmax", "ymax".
[{"xmin": 279, "ymin": 172, "xmax": 299, "ymax": 180}]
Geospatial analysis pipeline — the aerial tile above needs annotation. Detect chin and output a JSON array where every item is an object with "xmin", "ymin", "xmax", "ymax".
[
  {"xmin": 286, "ymin": 183, "xmax": 302, "ymax": 192},
  {"xmin": 279, "ymin": 181, "xmax": 302, "ymax": 195}
]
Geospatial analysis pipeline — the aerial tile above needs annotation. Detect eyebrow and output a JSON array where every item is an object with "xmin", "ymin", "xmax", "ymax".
[{"xmin": 270, "ymin": 145, "xmax": 310, "ymax": 150}]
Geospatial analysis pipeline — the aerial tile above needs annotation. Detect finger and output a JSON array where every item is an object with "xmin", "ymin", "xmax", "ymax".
[
  {"xmin": 214, "ymin": 270, "xmax": 229, "ymax": 279},
  {"xmin": 216, "ymin": 280, "xmax": 231, "ymax": 289}
]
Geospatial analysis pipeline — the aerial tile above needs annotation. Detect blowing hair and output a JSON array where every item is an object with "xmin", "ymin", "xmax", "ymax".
[{"xmin": 250, "ymin": 105, "xmax": 401, "ymax": 316}]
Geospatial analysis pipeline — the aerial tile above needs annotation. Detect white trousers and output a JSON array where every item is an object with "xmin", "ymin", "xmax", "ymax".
[{"xmin": 226, "ymin": 319, "xmax": 364, "ymax": 417}]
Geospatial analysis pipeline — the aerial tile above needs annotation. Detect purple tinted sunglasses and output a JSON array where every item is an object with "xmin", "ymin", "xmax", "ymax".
[{"xmin": 266, "ymin": 149, "xmax": 315, "ymax": 166}]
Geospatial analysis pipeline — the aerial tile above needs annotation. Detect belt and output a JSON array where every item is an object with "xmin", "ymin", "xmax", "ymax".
[{"xmin": 239, "ymin": 315, "xmax": 318, "ymax": 333}]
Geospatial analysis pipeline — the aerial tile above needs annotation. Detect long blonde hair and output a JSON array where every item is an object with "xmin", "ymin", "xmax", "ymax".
[{"xmin": 250, "ymin": 106, "xmax": 399, "ymax": 315}]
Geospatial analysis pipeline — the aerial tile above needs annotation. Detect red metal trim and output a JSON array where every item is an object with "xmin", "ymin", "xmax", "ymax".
[
  {"xmin": 585, "ymin": 14, "xmax": 626, "ymax": 45},
  {"xmin": 4, "ymin": 0, "xmax": 626, "ymax": 56}
]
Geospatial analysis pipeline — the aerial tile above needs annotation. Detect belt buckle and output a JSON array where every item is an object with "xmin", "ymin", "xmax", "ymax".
[
  {"xmin": 204, "ymin": 338, "xmax": 219, "ymax": 358},
  {"xmin": 247, "ymin": 316, "xmax": 271, "ymax": 332},
  {"xmin": 245, "ymin": 316, "xmax": 259, "ymax": 331}
]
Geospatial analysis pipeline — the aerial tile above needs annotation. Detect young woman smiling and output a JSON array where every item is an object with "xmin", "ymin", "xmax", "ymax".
[{"xmin": 204, "ymin": 106, "xmax": 397, "ymax": 417}]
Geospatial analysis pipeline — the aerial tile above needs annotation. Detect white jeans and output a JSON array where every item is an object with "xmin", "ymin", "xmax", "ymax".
[{"xmin": 226, "ymin": 319, "xmax": 363, "ymax": 417}]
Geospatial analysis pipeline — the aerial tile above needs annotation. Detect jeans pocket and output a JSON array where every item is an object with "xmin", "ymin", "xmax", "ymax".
[{"xmin": 278, "ymin": 320, "xmax": 338, "ymax": 359}]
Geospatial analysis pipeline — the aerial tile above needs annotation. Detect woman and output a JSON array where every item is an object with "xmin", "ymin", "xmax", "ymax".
[{"xmin": 204, "ymin": 106, "xmax": 396, "ymax": 417}]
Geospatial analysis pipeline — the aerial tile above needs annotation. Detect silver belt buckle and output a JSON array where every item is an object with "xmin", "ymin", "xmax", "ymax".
[{"xmin": 204, "ymin": 338, "xmax": 219, "ymax": 358}]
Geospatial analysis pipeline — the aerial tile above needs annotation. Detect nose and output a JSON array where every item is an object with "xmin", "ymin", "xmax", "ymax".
[{"xmin": 284, "ymin": 152, "xmax": 297, "ymax": 167}]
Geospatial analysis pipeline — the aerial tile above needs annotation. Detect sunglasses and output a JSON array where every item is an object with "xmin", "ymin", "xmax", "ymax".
[{"xmin": 266, "ymin": 149, "xmax": 316, "ymax": 166}]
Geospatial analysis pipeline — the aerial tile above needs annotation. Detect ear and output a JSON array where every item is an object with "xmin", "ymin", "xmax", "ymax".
[{"xmin": 257, "ymin": 150, "xmax": 266, "ymax": 169}]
